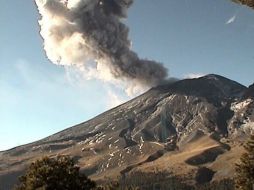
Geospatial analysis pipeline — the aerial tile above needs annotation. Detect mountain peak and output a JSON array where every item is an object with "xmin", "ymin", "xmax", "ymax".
[
  {"xmin": 202, "ymin": 74, "xmax": 227, "ymax": 80},
  {"xmin": 199, "ymin": 74, "xmax": 244, "ymax": 87},
  {"xmin": 0, "ymin": 74, "xmax": 253, "ymax": 189},
  {"xmin": 155, "ymin": 74, "xmax": 246, "ymax": 106}
]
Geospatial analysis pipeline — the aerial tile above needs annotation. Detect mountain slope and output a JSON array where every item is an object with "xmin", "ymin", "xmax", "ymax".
[{"xmin": 0, "ymin": 74, "xmax": 253, "ymax": 188}]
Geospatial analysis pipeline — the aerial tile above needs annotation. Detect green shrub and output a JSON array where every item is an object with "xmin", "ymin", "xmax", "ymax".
[
  {"xmin": 15, "ymin": 155, "xmax": 96, "ymax": 190},
  {"xmin": 235, "ymin": 135, "xmax": 254, "ymax": 190}
]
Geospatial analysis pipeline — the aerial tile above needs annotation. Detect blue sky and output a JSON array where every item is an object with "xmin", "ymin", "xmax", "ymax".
[{"xmin": 1, "ymin": 0, "xmax": 254, "ymax": 150}]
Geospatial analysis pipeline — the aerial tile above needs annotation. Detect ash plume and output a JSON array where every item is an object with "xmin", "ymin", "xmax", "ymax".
[{"xmin": 35, "ymin": 0, "xmax": 168, "ymax": 89}]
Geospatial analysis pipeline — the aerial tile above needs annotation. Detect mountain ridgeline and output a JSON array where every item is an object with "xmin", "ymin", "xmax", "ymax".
[{"xmin": 0, "ymin": 74, "xmax": 253, "ymax": 189}]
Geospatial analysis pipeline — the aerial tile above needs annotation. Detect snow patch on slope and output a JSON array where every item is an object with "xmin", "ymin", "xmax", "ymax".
[{"xmin": 231, "ymin": 99, "xmax": 253, "ymax": 111}]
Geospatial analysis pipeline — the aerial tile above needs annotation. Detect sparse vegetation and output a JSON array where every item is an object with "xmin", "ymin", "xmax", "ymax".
[
  {"xmin": 13, "ymin": 157, "xmax": 240, "ymax": 190},
  {"xmin": 96, "ymin": 182, "xmax": 139, "ymax": 190},
  {"xmin": 195, "ymin": 179, "xmax": 235, "ymax": 190},
  {"xmin": 235, "ymin": 135, "xmax": 254, "ymax": 190},
  {"xmin": 14, "ymin": 155, "xmax": 96, "ymax": 190},
  {"xmin": 123, "ymin": 171, "xmax": 191, "ymax": 189},
  {"xmin": 98, "ymin": 171, "xmax": 193, "ymax": 190},
  {"xmin": 98, "ymin": 171, "xmax": 235, "ymax": 190}
]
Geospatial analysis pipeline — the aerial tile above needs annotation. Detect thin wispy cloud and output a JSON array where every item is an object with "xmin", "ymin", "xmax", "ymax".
[
  {"xmin": 226, "ymin": 15, "xmax": 236, "ymax": 24},
  {"xmin": 0, "ymin": 59, "xmax": 111, "ymax": 150}
]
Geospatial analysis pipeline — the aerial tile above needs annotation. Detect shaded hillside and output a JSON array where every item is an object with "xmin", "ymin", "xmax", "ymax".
[{"xmin": 243, "ymin": 83, "xmax": 254, "ymax": 98}]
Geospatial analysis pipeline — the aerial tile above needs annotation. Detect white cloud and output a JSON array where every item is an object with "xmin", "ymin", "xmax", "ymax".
[
  {"xmin": 183, "ymin": 73, "xmax": 206, "ymax": 79},
  {"xmin": 106, "ymin": 90, "xmax": 126, "ymax": 109},
  {"xmin": 226, "ymin": 15, "xmax": 236, "ymax": 25}
]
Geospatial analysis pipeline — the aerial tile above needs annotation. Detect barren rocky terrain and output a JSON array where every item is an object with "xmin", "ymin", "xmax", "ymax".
[{"xmin": 0, "ymin": 74, "xmax": 253, "ymax": 189}]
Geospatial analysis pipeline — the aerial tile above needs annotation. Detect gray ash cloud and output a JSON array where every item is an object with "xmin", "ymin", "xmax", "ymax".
[{"xmin": 35, "ymin": 0, "xmax": 168, "ymax": 88}]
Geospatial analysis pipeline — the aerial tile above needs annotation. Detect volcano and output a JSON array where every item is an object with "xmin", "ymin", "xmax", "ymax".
[{"xmin": 0, "ymin": 74, "xmax": 253, "ymax": 189}]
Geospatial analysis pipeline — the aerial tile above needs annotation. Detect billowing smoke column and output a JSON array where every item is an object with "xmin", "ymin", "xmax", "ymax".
[{"xmin": 35, "ymin": 0, "xmax": 168, "ymax": 89}]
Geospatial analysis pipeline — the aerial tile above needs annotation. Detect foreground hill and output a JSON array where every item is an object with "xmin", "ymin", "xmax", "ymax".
[{"xmin": 0, "ymin": 74, "xmax": 253, "ymax": 189}]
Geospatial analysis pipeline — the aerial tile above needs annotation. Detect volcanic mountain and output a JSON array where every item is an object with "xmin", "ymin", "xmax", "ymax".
[{"xmin": 0, "ymin": 74, "xmax": 253, "ymax": 189}]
